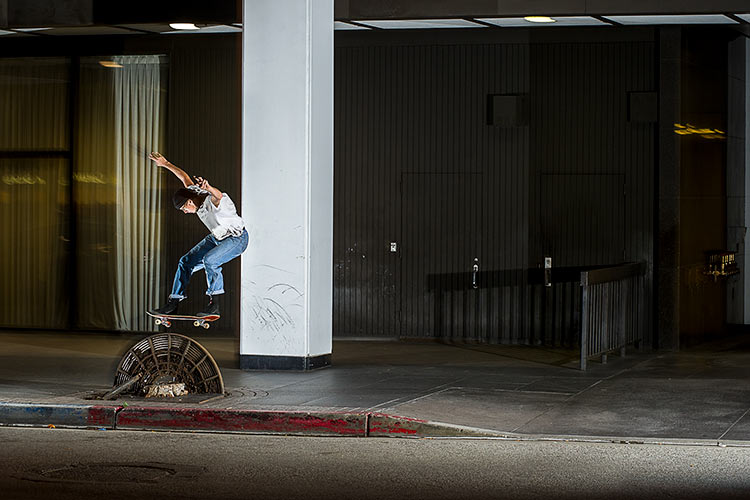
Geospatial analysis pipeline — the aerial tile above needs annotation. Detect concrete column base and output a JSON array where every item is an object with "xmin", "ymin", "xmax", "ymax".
[{"xmin": 239, "ymin": 354, "xmax": 331, "ymax": 371}]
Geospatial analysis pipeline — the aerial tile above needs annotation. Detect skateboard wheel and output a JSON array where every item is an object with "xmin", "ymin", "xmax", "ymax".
[
  {"xmin": 155, "ymin": 319, "xmax": 162, "ymax": 326},
  {"xmin": 202, "ymin": 323, "xmax": 210, "ymax": 330},
  {"xmin": 194, "ymin": 320, "xmax": 201, "ymax": 327},
  {"xmin": 163, "ymin": 321, "xmax": 171, "ymax": 328}
]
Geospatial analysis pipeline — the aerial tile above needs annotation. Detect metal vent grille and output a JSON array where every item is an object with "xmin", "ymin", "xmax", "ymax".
[{"xmin": 113, "ymin": 333, "xmax": 224, "ymax": 395}]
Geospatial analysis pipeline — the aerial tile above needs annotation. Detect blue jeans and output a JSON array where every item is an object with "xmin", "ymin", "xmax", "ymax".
[{"xmin": 169, "ymin": 229, "xmax": 248, "ymax": 299}]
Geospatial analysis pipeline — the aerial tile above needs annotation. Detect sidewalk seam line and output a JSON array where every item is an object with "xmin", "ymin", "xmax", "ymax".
[
  {"xmin": 363, "ymin": 380, "xmax": 461, "ymax": 412},
  {"xmin": 510, "ymin": 379, "xmax": 605, "ymax": 433},
  {"xmin": 717, "ymin": 405, "xmax": 750, "ymax": 441},
  {"xmin": 378, "ymin": 387, "xmax": 452, "ymax": 410}
]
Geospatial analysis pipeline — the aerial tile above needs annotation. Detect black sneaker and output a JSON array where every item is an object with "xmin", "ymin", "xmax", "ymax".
[
  {"xmin": 150, "ymin": 298, "xmax": 180, "ymax": 316},
  {"xmin": 196, "ymin": 295, "xmax": 220, "ymax": 317}
]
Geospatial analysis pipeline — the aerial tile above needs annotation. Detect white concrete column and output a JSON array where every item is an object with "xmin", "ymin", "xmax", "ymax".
[{"xmin": 240, "ymin": 0, "xmax": 333, "ymax": 369}]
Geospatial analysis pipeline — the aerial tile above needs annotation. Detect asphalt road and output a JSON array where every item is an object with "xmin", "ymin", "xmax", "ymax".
[{"xmin": 0, "ymin": 427, "xmax": 748, "ymax": 500}]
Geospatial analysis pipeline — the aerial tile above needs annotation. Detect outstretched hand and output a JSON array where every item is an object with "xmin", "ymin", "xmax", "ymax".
[
  {"xmin": 149, "ymin": 151, "xmax": 170, "ymax": 167},
  {"xmin": 194, "ymin": 176, "xmax": 211, "ymax": 191},
  {"xmin": 194, "ymin": 176, "xmax": 223, "ymax": 206}
]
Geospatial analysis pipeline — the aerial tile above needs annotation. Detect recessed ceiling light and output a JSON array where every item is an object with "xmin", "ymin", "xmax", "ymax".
[
  {"xmin": 479, "ymin": 16, "xmax": 607, "ymax": 27},
  {"xmin": 169, "ymin": 23, "xmax": 199, "ymax": 30},
  {"xmin": 736, "ymin": 14, "xmax": 750, "ymax": 23},
  {"xmin": 161, "ymin": 24, "xmax": 240, "ymax": 34},
  {"xmin": 524, "ymin": 16, "xmax": 556, "ymax": 23},
  {"xmin": 99, "ymin": 61, "xmax": 123, "ymax": 68}
]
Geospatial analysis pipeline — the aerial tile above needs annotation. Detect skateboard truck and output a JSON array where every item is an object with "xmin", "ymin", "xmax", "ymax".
[{"xmin": 193, "ymin": 319, "xmax": 211, "ymax": 329}]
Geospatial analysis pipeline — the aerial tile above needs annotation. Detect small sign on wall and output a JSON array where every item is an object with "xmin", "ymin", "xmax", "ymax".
[{"xmin": 487, "ymin": 94, "xmax": 528, "ymax": 126}]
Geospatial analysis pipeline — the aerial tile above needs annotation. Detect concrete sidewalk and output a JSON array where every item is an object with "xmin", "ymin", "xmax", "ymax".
[{"xmin": 0, "ymin": 330, "xmax": 749, "ymax": 444}]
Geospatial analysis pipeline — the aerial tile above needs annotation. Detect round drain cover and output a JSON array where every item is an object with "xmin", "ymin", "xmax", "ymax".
[
  {"xmin": 114, "ymin": 333, "xmax": 224, "ymax": 395},
  {"xmin": 42, "ymin": 463, "xmax": 174, "ymax": 483}
]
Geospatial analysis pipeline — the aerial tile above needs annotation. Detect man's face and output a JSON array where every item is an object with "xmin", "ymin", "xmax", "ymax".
[{"xmin": 180, "ymin": 199, "xmax": 198, "ymax": 214}]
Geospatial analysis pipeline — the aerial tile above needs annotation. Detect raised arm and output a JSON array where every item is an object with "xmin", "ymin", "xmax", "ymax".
[
  {"xmin": 194, "ymin": 176, "xmax": 223, "ymax": 207},
  {"xmin": 149, "ymin": 152, "xmax": 194, "ymax": 188}
]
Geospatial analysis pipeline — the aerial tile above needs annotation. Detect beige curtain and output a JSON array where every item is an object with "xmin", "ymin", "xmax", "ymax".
[
  {"xmin": 76, "ymin": 55, "xmax": 167, "ymax": 331},
  {"xmin": 0, "ymin": 159, "xmax": 69, "ymax": 328},
  {"xmin": 0, "ymin": 58, "xmax": 69, "ymax": 152},
  {"xmin": 0, "ymin": 58, "xmax": 70, "ymax": 328}
]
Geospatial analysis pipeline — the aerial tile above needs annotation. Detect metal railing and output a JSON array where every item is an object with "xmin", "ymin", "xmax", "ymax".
[{"xmin": 579, "ymin": 262, "xmax": 646, "ymax": 370}]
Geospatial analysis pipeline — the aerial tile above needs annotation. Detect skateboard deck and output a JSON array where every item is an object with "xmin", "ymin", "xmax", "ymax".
[{"xmin": 147, "ymin": 311, "xmax": 220, "ymax": 329}]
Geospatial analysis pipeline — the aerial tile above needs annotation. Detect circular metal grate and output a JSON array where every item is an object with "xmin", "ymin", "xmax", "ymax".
[{"xmin": 113, "ymin": 333, "xmax": 224, "ymax": 395}]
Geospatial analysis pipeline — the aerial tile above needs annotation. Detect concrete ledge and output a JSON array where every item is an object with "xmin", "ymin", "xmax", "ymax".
[
  {"xmin": 0, "ymin": 403, "xmax": 500, "ymax": 438},
  {"xmin": 0, "ymin": 403, "xmax": 118, "ymax": 429},
  {"xmin": 116, "ymin": 407, "xmax": 367, "ymax": 436},
  {"xmin": 368, "ymin": 413, "xmax": 502, "ymax": 438}
]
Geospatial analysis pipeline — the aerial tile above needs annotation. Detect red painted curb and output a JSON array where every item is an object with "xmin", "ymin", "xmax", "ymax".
[
  {"xmin": 368, "ymin": 413, "xmax": 427, "ymax": 436},
  {"xmin": 116, "ymin": 407, "xmax": 367, "ymax": 436},
  {"xmin": 88, "ymin": 405, "xmax": 121, "ymax": 428}
]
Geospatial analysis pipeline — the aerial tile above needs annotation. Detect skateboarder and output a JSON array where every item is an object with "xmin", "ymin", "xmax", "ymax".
[{"xmin": 148, "ymin": 151, "xmax": 248, "ymax": 318}]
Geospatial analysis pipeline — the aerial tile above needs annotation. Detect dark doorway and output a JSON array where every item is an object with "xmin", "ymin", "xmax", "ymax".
[{"xmin": 400, "ymin": 172, "xmax": 483, "ymax": 339}]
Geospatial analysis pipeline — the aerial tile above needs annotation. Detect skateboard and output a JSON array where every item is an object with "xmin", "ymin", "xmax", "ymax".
[{"xmin": 146, "ymin": 311, "xmax": 220, "ymax": 329}]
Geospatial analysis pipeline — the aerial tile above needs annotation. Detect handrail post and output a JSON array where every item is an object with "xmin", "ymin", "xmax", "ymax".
[
  {"xmin": 580, "ymin": 272, "xmax": 589, "ymax": 371},
  {"xmin": 620, "ymin": 278, "xmax": 629, "ymax": 357}
]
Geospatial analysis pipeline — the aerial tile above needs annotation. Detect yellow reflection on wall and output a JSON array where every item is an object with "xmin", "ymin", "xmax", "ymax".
[
  {"xmin": 674, "ymin": 123, "xmax": 726, "ymax": 139},
  {"xmin": 2, "ymin": 174, "xmax": 47, "ymax": 185}
]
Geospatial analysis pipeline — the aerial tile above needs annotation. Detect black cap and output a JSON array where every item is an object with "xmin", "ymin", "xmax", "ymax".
[{"xmin": 172, "ymin": 188, "xmax": 192, "ymax": 209}]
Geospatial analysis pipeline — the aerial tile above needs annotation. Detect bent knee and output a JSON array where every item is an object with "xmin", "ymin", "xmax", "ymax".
[
  {"xmin": 178, "ymin": 254, "xmax": 197, "ymax": 269},
  {"xmin": 202, "ymin": 257, "xmax": 224, "ymax": 270}
]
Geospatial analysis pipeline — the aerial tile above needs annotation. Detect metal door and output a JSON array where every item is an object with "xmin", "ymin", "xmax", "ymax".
[{"xmin": 400, "ymin": 173, "xmax": 483, "ymax": 339}]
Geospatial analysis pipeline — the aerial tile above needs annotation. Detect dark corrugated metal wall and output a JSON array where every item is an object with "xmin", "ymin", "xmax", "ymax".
[
  {"xmin": 164, "ymin": 36, "xmax": 241, "ymax": 337},
  {"xmin": 334, "ymin": 33, "xmax": 655, "ymax": 345}
]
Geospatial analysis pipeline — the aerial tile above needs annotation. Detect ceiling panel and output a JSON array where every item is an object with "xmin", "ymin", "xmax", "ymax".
[
  {"xmin": 335, "ymin": 21, "xmax": 371, "ymax": 30},
  {"xmin": 479, "ymin": 16, "xmax": 609, "ymax": 27},
  {"xmin": 603, "ymin": 14, "xmax": 738, "ymax": 25},
  {"xmin": 116, "ymin": 24, "xmax": 172, "ymax": 33},
  {"xmin": 356, "ymin": 19, "xmax": 486, "ymax": 29},
  {"xmin": 43, "ymin": 26, "xmax": 136, "ymax": 36},
  {"xmin": 160, "ymin": 24, "xmax": 241, "ymax": 34}
]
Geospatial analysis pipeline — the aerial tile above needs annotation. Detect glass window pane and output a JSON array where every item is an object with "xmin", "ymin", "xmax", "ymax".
[
  {"xmin": 76, "ymin": 55, "xmax": 168, "ymax": 331},
  {"xmin": 0, "ymin": 58, "xmax": 70, "ymax": 151},
  {"xmin": 0, "ymin": 158, "xmax": 69, "ymax": 328}
]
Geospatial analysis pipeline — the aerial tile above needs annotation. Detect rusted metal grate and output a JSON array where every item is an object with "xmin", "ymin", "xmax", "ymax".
[{"xmin": 113, "ymin": 333, "xmax": 224, "ymax": 396}]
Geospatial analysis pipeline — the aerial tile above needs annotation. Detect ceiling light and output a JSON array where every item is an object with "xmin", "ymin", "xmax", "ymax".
[
  {"xmin": 162, "ymin": 24, "xmax": 240, "ymax": 34},
  {"xmin": 480, "ymin": 16, "xmax": 606, "ymax": 27},
  {"xmin": 99, "ymin": 61, "xmax": 123, "ymax": 68},
  {"xmin": 13, "ymin": 27, "xmax": 52, "ymax": 32},
  {"xmin": 0, "ymin": 29, "xmax": 15, "ymax": 36},
  {"xmin": 524, "ymin": 16, "xmax": 556, "ymax": 23},
  {"xmin": 169, "ymin": 23, "xmax": 199, "ymax": 30}
]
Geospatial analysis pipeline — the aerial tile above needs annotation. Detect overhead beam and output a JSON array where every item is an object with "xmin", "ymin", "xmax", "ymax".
[
  {"xmin": 2, "ymin": 0, "xmax": 239, "ymax": 28},
  {"xmin": 336, "ymin": 0, "xmax": 750, "ymax": 20}
]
